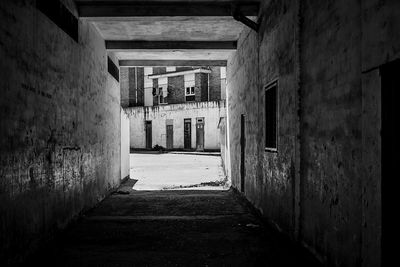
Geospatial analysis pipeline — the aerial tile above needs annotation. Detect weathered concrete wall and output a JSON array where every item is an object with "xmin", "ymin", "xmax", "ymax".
[
  {"xmin": 300, "ymin": 1, "xmax": 362, "ymax": 265},
  {"xmin": 360, "ymin": 1, "xmax": 400, "ymax": 266},
  {"xmin": 0, "ymin": 0, "xmax": 121, "ymax": 263},
  {"xmin": 226, "ymin": 0, "xmax": 396, "ymax": 266},
  {"xmin": 127, "ymin": 101, "xmax": 225, "ymax": 150},
  {"xmin": 121, "ymin": 108, "xmax": 130, "ymax": 180}
]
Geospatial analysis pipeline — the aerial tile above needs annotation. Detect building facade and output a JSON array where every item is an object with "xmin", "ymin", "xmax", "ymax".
[{"xmin": 122, "ymin": 67, "xmax": 226, "ymax": 151}]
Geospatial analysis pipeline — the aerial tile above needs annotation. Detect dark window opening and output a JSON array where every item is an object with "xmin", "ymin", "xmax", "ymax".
[
  {"xmin": 186, "ymin": 95, "xmax": 195, "ymax": 102},
  {"xmin": 265, "ymin": 82, "xmax": 277, "ymax": 150}
]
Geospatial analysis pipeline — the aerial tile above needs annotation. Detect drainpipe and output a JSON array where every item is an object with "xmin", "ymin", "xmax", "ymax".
[
  {"xmin": 135, "ymin": 67, "xmax": 138, "ymax": 105},
  {"xmin": 207, "ymin": 73, "xmax": 210, "ymax": 101}
]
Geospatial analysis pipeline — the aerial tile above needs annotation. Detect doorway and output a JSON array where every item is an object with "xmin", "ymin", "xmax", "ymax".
[
  {"xmin": 184, "ymin": 118, "xmax": 191, "ymax": 149},
  {"xmin": 145, "ymin": 121, "xmax": 152, "ymax": 149},
  {"xmin": 380, "ymin": 59, "xmax": 398, "ymax": 265},
  {"xmin": 196, "ymin": 117, "xmax": 205, "ymax": 151},
  {"xmin": 166, "ymin": 124, "xmax": 173, "ymax": 149}
]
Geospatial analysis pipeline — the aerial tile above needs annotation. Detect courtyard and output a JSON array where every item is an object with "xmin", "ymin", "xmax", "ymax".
[{"xmin": 129, "ymin": 152, "xmax": 228, "ymax": 190}]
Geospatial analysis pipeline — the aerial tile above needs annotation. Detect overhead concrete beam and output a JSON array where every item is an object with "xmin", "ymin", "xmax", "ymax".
[
  {"xmin": 77, "ymin": 1, "xmax": 260, "ymax": 17},
  {"xmin": 119, "ymin": 60, "xmax": 227, "ymax": 67},
  {"xmin": 106, "ymin": 41, "xmax": 237, "ymax": 50}
]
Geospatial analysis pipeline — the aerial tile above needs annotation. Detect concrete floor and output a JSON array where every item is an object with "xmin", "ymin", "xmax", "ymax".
[
  {"xmin": 25, "ymin": 181, "xmax": 321, "ymax": 266},
  {"xmin": 130, "ymin": 153, "xmax": 228, "ymax": 190}
]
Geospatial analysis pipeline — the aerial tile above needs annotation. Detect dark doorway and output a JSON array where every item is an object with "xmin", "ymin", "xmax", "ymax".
[
  {"xmin": 240, "ymin": 114, "xmax": 245, "ymax": 192},
  {"xmin": 145, "ymin": 121, "xmax": 152, "ymax": 149},
  {"xmin": 196, "ymin": 117, "xmax": 205, "ymax": 151},
  {"xmin": 380, "ymin": 59, "xmax": 398, "ymax": 266},
  {"xmin": 166, "ymin": 124, "xmax": 173, "ymax": 149},
  {"xmin": 184, "ymin": 118, "xmax": 191, "ymax": 149}
]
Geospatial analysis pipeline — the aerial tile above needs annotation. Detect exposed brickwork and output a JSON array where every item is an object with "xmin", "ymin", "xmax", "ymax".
[
  {"xmin": 167, "ymin": 76, "xmax": 185, "ymax": 104},
  {"xmin": 128, "ymin": 68, "xmax": 137, "ymax": 106},
  {"xmin": 209, "ymin": 67, "xmax": 221, "ymax": 101},
  {"xmin": 137, "ymin": 67, "xmax": 144, "ymax": 106},
  {"xmin": 120, "ymin": 67, "xmax": 129, "ymax": 108},
  {"xmin": 152, "ymin": 78, "xmax": 159, "ymax": 106},
  {"xmin": 176, "ymin": 67, "xmax": 193, "ymax": 72},
  {"xmin": 194, "ymin": 73, "xmax": 203, "ymax": 102},
  {"xmin": 153, "ymin": 67, "xmax": 166, "ymax": 75}
]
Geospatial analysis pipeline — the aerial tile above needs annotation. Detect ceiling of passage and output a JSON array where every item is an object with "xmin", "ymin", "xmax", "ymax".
[{"xmin": 75, "ymin": 0, "xmax": 259, "ymax": 62}]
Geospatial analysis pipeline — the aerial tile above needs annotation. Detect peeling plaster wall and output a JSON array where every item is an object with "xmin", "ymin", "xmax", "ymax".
[
  {"xmin": 226, "ymin": 0, "xmax": 398, "ymax": 266},
  {"xmin": 127, "ymin": 101, "xmax": 225, "ymax": 150},
  {"xmin": 0, "ymin": 0, "xmax": 120, "ymax": 263}
]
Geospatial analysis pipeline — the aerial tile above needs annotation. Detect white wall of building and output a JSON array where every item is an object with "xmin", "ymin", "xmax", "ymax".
[
  {"xmin": 127, "ymin": 101, "xmax": 226, "ymax": 150},
  {"xmin": 121, "ymin": 108, "xmax": 130, "ymax": 180}
]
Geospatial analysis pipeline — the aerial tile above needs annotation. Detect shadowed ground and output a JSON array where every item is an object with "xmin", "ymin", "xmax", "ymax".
[{"xmin": 25, "ymin": 184, "xmax": 321, "ymax": 266}]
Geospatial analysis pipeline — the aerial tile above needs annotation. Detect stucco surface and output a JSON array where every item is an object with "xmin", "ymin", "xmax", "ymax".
[{"xmin": 127, "ymin": 101, "xmax": 225, "ymax": 150}]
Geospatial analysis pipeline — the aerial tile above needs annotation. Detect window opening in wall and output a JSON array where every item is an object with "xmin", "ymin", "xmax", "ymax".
[
  {"xmin": 184, "ymin": 73, "xmax": 195, "ymax": 102},
  {"xmin": 265, "ymin": 81, "xmax": 278, "ymax": 151},
  {"xmin": 158, "ymin": 77, "xmax": 168, "ymax": 104}
]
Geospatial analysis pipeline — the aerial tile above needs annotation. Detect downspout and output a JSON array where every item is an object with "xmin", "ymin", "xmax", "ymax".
[
  {"xmin": 207, "ymin": 73, "xmax": 210, "ymax": 101},
  {"xmin": 135, "ymin": 67, "xmax": 138, "ymax": 105}
]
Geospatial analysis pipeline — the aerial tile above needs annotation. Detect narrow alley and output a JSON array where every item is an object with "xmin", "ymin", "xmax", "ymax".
[
  {"xmin": 26, "ymin": 185, "xmax": 320, "ymax": 266},
  {"xmin": 1, "ymin": 0, "xmax": 397, "ymax": 266}
]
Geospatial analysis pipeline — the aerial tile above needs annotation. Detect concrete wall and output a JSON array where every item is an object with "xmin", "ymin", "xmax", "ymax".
[
  {"xmin": 127, "ymin": 101, "xmax": 225, "ymax": 150},
  {"xmin": 360, "ymin": 1, "xmax": 400, "ymax": 266},
  {"xmin": 121, "ymin": 108, "xmax": 130, "ymax": 180},
  {"xmin": 0, "ymin": 0, "xmax": 121, "ymax": 263},
  {"xmin": 226, "ymin": 0, "xmax": 399, "ymax": 266}
]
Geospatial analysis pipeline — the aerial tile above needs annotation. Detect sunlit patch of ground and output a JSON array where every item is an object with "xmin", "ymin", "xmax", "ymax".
[{"xmin": 130, "ymin": 153, "xmax": 229, "ymax": 190}]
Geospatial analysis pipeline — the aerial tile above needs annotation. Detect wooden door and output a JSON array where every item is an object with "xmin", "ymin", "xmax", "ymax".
[
  {"xmin": 196, "ymin": 118, "xmax": 204, "ymax": 151},
  {"xmin": 184, "ymin": 119, "xmax": 191, "ymax": 149},
  {"xmin": 145, "ymin": 121, "xmax": 152, "ymax": 149},
  {"xmin": 166, "ymin": 125, "xmax": 173, "ymax": 149}
]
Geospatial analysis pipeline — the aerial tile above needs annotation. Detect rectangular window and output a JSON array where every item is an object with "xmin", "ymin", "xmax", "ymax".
[
  {"xmin": 265, "ymin": 82, "xmax": 278, "ymax": 151},
  {"xmin": 184, "ymin": 74, "xmax": 195, "ymax": 101}
]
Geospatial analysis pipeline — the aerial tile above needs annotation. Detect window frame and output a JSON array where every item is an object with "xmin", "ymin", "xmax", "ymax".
[
  {"xmin": 264, "ymin": 80, "xmax": 279, "ymax": 153},
  {"xmin": 185, "ymin": 86, "xmax": 195, "ymax": 96}
]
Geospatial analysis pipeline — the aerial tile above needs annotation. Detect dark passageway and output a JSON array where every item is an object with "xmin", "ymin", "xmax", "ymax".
[
  {"xmin": 26, "ymin": 181, "xmax": 320, "ymax": 266},
  {"xmin": 1, "ymin": 0, "xmax": 397, "ymax": 266}
]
